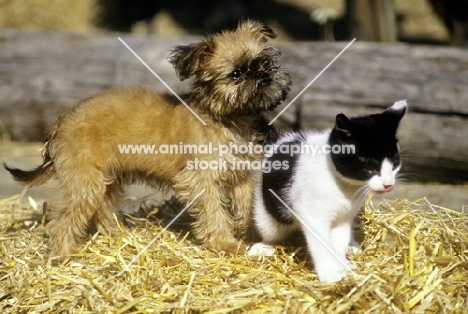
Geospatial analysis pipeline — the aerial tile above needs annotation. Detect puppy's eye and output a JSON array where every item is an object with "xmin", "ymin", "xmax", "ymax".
[
  {"xmin": 231, "ymin": 69, "xmax": 243, "ymax": 80},
  {"xmin": 263, "ymin": 60, "xmax": 272, "ymax": 69}
]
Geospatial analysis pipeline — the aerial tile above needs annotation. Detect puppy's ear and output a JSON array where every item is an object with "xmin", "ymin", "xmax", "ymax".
[
  {"xmin": 169, "ymin": 41, "xmax": 212, "ymax": 80},
  {"xmin": 241, "ymin": 19, "xmax": 277, "ymax": 42}
]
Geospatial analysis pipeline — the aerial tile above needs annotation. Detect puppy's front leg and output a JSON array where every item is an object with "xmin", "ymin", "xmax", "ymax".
[
  {"xmin": 174, "ymin": 169, "xmax": 239, "ymax": 253},
  {"xmin": 230, "ymin": 175, "xmax": 256, "ymax": 241}
]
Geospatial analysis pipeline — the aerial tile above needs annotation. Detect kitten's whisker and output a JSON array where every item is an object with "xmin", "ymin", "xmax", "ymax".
[
  {"xmin": 398, "ymin": 147, "xmax": 411, "ymax": 153},
  {"xmin": 398, "ymin": 150, "xmax": 417, "ymax": 158},
  {"xmin": 396, "ymin": 177, "xmax": 411, "ymax": 183},
  {"xmin": 397, "ymin": 172, "xmax": 418, "ymax": 182},
  {"xmin": 355, "ymin": 186, "xmax": 371, "ymax": 208},
  {"xmin": 353, "ymin": 185, "xmax": 369, "ymax": 200}
]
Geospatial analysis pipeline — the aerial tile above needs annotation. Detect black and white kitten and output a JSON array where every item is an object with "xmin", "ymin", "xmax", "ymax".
[{"xmin": 248, "ymin": 100, "xmax": 407, "ymax": 283}]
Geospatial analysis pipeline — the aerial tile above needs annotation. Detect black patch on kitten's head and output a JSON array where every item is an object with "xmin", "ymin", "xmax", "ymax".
[{"xmin": 329, "ymin": 102, "xmax": 406, "ymax": 181}]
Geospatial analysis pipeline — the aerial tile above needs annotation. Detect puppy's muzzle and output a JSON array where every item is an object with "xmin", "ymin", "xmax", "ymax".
[{"xmin": 253, "ymin": 70, "xmax": 272, "ymax": 87}]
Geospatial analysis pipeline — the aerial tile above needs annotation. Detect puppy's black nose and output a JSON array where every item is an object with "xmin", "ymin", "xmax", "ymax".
[
  {"xmin": 254, "ymin": 70, "xmax": 267, "ymax": 79},
  {"xmin": 254, "ymin": 71, "xmax": 271, "ymax": 86}
]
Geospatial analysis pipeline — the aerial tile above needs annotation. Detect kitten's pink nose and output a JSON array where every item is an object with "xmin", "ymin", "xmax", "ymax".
[{"xmin": 383, "ymin": 185, "xmax": 394, "ymax": 192}]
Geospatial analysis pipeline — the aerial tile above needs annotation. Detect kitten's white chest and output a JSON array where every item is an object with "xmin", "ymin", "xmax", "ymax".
[{"xmin": 291, "ymin": 135, "xmax": 357, "ymax": 220}]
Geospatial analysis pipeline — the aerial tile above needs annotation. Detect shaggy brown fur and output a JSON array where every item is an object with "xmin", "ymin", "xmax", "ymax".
[{"xmin": 4, "ymin": 20, "xmax": 291, "ymax": 260}]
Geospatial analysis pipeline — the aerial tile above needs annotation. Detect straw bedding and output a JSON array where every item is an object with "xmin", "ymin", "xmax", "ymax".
[{"xmin": 0, "ymin": 193, "xmax": 467, "ymax": 313}]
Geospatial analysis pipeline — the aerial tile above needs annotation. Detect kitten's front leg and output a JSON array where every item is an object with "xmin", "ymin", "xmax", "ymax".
[
  {"xmin": 330, "ymin": 217, "xmax": 355, "ymax": 257},
  {"xmin": 330, "ymin": 218, "xmax": 360, "ymax": 272},
  {"xmin": 302, "ymin": 219, "xmax": 353, "ymax": 283}
]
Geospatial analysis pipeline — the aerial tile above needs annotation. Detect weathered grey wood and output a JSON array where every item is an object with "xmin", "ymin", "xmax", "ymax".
[
  {"xmin": 274, "ymin": 42, "xmax": 468, "ymax": 183},
  {"xmin": 0, "ymin": 29, "xmax": 191, "ymax": 142},
  {"xmin": 0, "ymin": 29, "xmax": 467, "ymax": 182}
]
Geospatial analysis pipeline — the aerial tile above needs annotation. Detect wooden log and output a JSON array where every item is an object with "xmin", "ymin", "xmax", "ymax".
[
  {"xmin": 0, "ymin": 29, "xmax": 467, "ymax": 182},
  {"xmin": 272, "ymin": 42, "xmax": 468, "ymax": 183}
]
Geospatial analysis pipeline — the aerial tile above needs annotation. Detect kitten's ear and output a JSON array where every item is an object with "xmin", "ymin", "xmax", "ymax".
[
  {"xmin": 385, "ymin": 99, "xmax": 407, "ymax": 117},
  {"xmin": 334, "ymin": 113, "xmax": 352, "ymax": 140},
  {"xmin": 384, "ymin": 99, "xmax": 407, "ymax": 127}
]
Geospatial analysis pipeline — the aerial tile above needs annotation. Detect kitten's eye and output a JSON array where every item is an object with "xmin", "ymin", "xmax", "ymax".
[
  {"xmin": 231, "ymin": 69, "xmax": 243, "ymax": 80},
  {"xmin": 366, "ymin": 169, "xmax": 379, "ymax": 176}
]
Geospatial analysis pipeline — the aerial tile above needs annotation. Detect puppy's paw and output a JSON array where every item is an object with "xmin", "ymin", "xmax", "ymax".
[
  {"xmin": 248, "ymin": 242, "xmax": 276, "ymax": 256},
  {"xmin": 203, "ymin": 240, "xmax": 241, "ymax": 254}
]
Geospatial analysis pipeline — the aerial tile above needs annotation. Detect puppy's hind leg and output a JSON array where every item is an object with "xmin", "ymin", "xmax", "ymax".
[
  {"xmin": 91, "ymin": 182, "xmax": 123, "ymax": 238},
  {"xmin": 46, "ymin": 169, "xmax": 108, "ymax": 260}
]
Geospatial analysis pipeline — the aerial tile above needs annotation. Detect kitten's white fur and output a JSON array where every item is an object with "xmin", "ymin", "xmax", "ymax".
[{"xmin": 249, "ymin": 101, "xmax": 406, "ymax": 283}]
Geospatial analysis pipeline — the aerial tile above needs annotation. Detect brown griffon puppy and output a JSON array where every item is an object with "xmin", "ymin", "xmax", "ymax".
[{"xmin": 4, "ymin": 20, "xmax": 291, "ymax": 259}]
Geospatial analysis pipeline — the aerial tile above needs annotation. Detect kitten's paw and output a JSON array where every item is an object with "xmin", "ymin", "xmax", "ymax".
[
  {"xmin": 248, "ymin": 243, "xmax": 276, "ymax": 256},
  {"xmin": 347, "ymin": 245, "xmax": 362, "ymax": 255},
  {"xmin": 347, "ymin": 239, "xmax": 362, "ymax": 255},
  {"xmin": 348, "ymin": 260, "xmax": 358, "ymax": 270},
  {"xmin": 317, "ymin": 267, "xmax": 350, "ymax": 283}
]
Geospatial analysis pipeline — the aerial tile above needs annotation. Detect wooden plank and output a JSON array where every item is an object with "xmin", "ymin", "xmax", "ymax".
[{"xmin": 0, "ymin": 29, "xmax": 467, "ymax": 182}]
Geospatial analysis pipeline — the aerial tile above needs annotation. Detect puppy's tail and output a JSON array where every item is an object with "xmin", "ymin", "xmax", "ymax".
[{"xmin": 4, "ymin": 143, "xmax": 55, "ymax": 187}]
